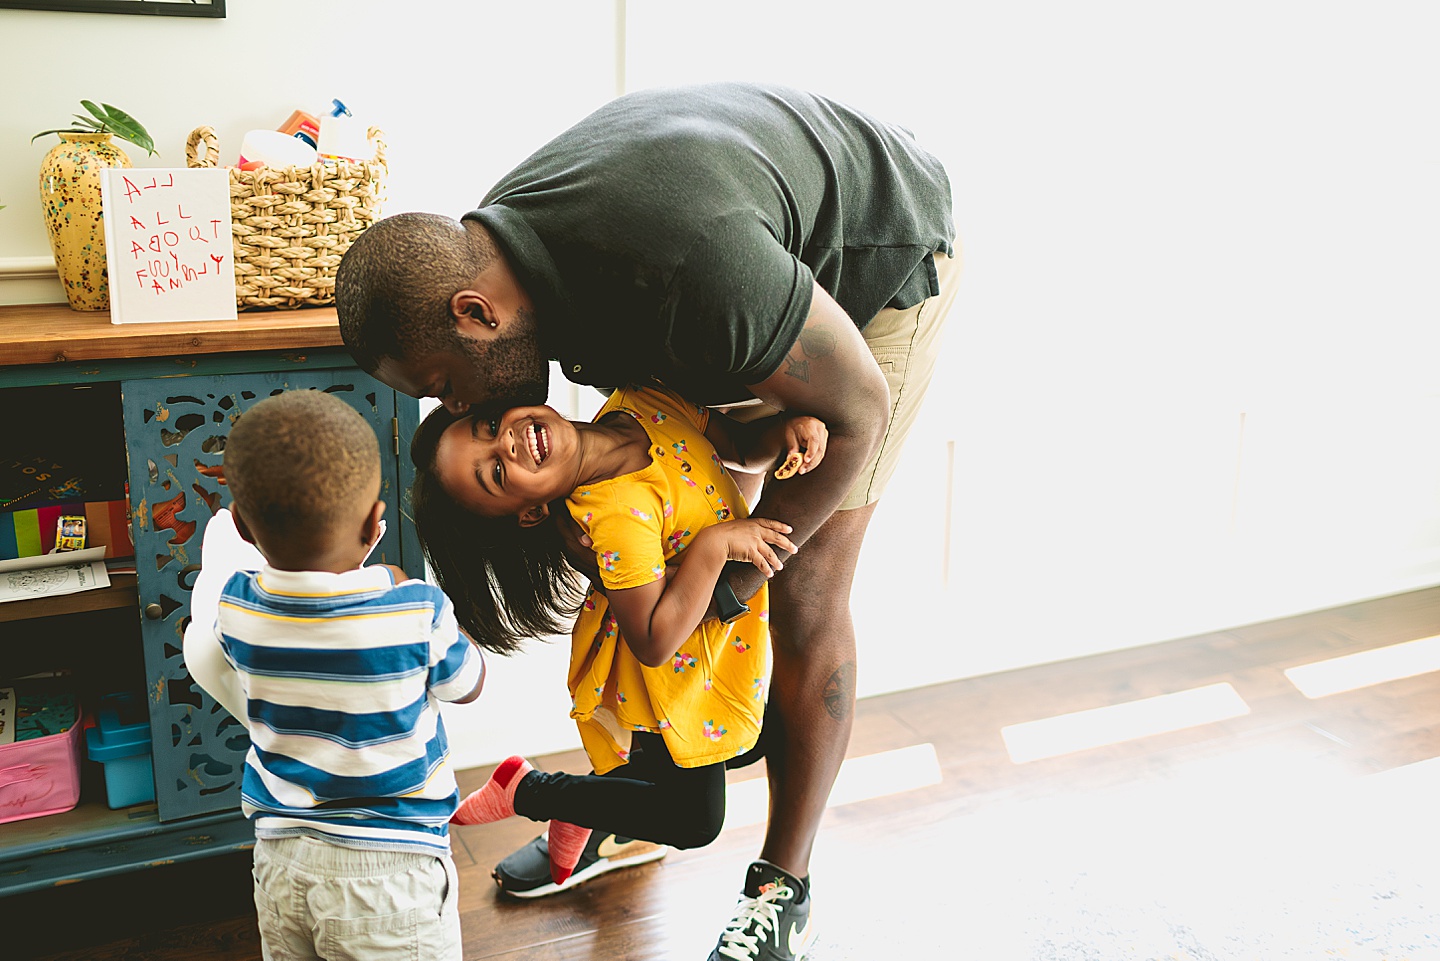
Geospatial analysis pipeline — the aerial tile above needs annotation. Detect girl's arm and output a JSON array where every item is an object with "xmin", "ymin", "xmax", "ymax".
[
  {"xmin": 601, "ymin": 518, "xmax": 796, "ymax": 668},
  {"xmin": 704, "ymin": 410, "xmax": 829, "ymax": 478}
]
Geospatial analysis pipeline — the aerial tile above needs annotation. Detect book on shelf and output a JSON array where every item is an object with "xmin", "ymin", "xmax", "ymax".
[{"xmin": 0, "ymin": 498, "xmax": 133, "ymax": 563}]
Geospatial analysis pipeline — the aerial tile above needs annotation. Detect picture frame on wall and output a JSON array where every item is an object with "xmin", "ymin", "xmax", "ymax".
[{"xmin": 0, "ymin": 0, "xmax": 224, "ymax": 17}]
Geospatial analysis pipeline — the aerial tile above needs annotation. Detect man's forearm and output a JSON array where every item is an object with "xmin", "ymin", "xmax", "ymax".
[{"xmin": 723, "ymin": 278, "xmax": 891, "ymax": 602}]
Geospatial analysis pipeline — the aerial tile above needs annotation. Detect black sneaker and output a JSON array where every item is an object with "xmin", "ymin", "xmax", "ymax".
[
  {"xmin": 708, "ymin": 860, "xmax": 815, "ymax": 961},
  {"xmin": 492, "ymin": 829, "xmax": 668, "ymax": 898}
]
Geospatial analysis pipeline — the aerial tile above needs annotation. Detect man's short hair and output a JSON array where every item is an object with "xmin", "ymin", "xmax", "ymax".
[
  {"xmin": 336, "ymin": 212, "xmax": 493, "ymax": 372},
  {"xmin": 225, "ymin": 390, "xmax": 380, "ymax": 543}
]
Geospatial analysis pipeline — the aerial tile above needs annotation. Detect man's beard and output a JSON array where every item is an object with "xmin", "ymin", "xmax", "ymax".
[{"xmin": 459, "ymin": 306, "xmax": 549, "ymax": 410}]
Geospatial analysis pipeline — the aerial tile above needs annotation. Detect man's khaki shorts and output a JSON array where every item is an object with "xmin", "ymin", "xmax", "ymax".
[{"xmin": 722, "ymin": 248, "xmax": 961, "ymax": 511}]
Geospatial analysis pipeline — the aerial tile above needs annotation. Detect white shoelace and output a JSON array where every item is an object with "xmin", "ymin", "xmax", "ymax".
[{"xmin": 716, "ymin": 884, "xmax": 794, "ymax": 960}]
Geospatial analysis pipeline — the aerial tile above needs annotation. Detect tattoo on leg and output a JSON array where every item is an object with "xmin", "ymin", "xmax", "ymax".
[
  {"xmin": 784, "ymin": 355, "xmax": 811, "ymax": 383},
  {"xmin": 799, "ymin": 328, "xmax": 837, "ymax": 359},
  {"xmin": 821, "ymin": 662, "xmax": 856, "ymax": 720}
]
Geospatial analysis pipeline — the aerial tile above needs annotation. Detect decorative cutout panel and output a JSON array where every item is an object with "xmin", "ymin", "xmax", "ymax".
[{"xmin": 123, "ymin": 369, "xmax": 399, "ymax": 822}]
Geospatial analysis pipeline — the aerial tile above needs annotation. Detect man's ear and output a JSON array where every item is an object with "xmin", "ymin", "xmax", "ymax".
[
  {"xmin": 230, "ymin": 505, "xmax": 258, "ymax": 546},
  {"xmin": 517, "ymin": 503, "xmax": 551, "ymax": 528},
  {"xmin": 451, "ymin": 290, "xmax": 499, "ymax": 337}
]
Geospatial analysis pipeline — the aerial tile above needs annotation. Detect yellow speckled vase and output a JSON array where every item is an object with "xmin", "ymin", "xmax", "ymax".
[{"xmin": 38, "ymin": 132, "xmax": 133, "ymax": 311}]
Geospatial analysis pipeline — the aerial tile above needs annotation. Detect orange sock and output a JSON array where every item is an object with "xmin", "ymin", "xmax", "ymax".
[
  {"xmin": 547, "ymin": 820, "xmax": 593, "ymax": 884},
  {"xmin": 451, "ymin": 756, "xmax": 532, "ymax": 825}
]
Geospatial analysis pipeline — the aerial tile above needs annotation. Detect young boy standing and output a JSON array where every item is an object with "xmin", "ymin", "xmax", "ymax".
[{"xmin": 195, "ymin": 390, "xmax": 484, "ymax": 961}]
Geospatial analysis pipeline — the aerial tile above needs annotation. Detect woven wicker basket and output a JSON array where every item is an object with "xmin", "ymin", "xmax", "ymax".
[{"xmin": 185, "ymin": 125, "xmax": 388, "ymax": 310}]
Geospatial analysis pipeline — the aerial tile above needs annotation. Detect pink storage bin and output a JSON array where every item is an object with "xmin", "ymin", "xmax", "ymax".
[{"xmin": 0, "ymin": 710, "xmax": 84, "ymax": 825}]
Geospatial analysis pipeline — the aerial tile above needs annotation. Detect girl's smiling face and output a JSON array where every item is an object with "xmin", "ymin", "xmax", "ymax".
[{"xmin": 434, "ymin": 405, "xmax": 578, "ymax": 523}]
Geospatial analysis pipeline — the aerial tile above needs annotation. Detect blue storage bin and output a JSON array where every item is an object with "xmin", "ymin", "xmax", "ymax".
[{"xmin": 84, "ymin": 692, "xmax": 154, "ymax": 809}]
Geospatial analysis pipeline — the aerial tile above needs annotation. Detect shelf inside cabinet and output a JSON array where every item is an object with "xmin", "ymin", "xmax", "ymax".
[
  {"xmin": 0, "ymin": 797, "xmax": 252, "ymax": 896},
  {"xmin": 0, "ymin": 572, "xmax": 138, "ymax": 625}
]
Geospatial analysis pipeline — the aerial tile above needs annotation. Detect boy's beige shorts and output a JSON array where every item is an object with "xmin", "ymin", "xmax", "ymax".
[{"xmin": 252, "ymin": 835, "xmax": 462, "ymax": 961}]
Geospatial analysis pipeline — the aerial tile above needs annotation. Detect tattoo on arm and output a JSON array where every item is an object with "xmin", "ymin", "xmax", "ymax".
[
  {"xmin": 821, "ymin": 662, "xmax": 856, "ymax": 720},
  {"xmin": 799, "ymin": 327, "xmax": 837, "ymax": 358},
  {"xmin": 783, "ymin": 324, "xmax": 839, "ymax": 383},
  {"xmin": 789, "ymin": 321, "xmax": 840, "ymax": 386}
]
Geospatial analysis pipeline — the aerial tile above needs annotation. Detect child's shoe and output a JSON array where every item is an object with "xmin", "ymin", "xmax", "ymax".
[{"xmin": 492, "ymin": 830, "xmax": 670, "ymax": 898}]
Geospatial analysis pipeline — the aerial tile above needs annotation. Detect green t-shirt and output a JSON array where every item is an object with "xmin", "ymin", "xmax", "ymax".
[{"xmin": 465, "ymin": 82, "xmax": 954, "ymax": 406}]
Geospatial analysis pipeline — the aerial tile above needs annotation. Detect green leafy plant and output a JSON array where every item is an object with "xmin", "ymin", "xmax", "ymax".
[{"xmin": 32, "ymin": 101, "xmax": 156, "ymax": 156}]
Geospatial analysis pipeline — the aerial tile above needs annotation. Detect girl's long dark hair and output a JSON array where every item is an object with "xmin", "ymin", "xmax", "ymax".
[{"xmin": 410, "ymin": 405, "xmax": 583, "ymax": 655}]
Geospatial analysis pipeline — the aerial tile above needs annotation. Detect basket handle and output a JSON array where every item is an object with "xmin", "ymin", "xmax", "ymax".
[
  {"xmin": 187, "ymin": 124, "xmax": 384, "ymax": 167},
  {"xmin": 365, "ymin": 127, "xmax": 389, "ymax": 167},
  {"xmin": 0, "ymin": 764, "xmax": 44, "ymax": 787},
  {"xmin": 187, "ymin": 126, "xmax": 221, "ymax": 169}
]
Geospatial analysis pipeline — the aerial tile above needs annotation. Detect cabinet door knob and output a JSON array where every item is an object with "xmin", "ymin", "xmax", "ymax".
[{"xmin": 144, "ymin": 603, "xmax": 164, "ymax": 620}]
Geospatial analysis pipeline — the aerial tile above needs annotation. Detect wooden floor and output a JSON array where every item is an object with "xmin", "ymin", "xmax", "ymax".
[{"xmin": 9, "ymin": 585, "xmax": 1440, "ymax": 960}]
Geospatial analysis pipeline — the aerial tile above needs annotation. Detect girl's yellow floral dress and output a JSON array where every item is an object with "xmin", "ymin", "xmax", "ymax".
[{"xmin": 567, "ymin": 384, "xmax": 770, "ymax": 775}]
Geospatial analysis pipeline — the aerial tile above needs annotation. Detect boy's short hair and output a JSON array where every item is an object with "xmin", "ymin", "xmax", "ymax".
[{"xmin": 225, "ymin": 391, "xmax": 380, "ymax": 543}]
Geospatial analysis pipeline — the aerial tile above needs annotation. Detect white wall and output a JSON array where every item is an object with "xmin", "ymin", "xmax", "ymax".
[
  {"xmin": 3, "ymin": 2, "xmax": 1439, "ymax": 768},
  {"xmin": 626, "ymin": 0, "xmax": 1440, "ymax": 692},
  {"xmin": 0, "ymin": 0, "xmax": 620, "ymax": 302}
]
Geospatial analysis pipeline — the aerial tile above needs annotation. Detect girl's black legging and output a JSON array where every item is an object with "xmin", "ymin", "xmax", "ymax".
[{"xmin": 511, "ymin": 732, "xmax": 727, "ymax": 850}]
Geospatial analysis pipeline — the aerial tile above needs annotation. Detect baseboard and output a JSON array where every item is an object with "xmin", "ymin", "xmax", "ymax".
[
  {"xmin": 0, "ymin": 256, "xmax": 56, "ymax": 281},
  {"xmin": 0, "ymin": 256, "xmax": 64, "ymax": 307}
]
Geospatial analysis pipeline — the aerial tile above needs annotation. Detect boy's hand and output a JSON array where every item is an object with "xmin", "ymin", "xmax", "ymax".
[
  {"xmin": 774, "ymin": 415, "xmax": 829, "ymax": 479},
  {"xmin": 709, "ymin": 517, "xmax": 796, "ymax": 578}
]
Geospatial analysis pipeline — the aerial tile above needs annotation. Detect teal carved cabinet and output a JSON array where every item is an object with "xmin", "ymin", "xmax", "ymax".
[
  {"xmin": 0, "ymin": 305, "xmax": 421, "ymax": 892},
  {"xmin": 123, "ymin": 370, "xmax": 404, "ymax": 822}
]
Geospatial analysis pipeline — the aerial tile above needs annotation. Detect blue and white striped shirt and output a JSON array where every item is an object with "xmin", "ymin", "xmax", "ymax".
[{"xmin": 216, "ymin": 565, "xmax": 483, "ymax": 856}]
